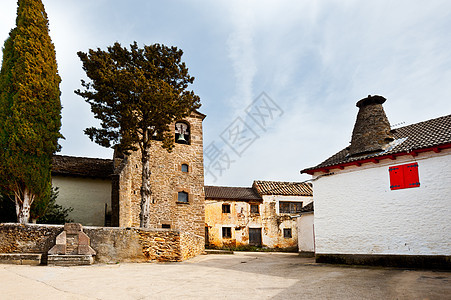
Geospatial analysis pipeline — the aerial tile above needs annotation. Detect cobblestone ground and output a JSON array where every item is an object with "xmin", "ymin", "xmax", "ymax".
[{"xmin": 1, "ymin": 252, "xmax": 450, "ymax": 300}]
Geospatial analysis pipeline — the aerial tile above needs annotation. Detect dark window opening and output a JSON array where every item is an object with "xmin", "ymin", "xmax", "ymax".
[
  {"xmin": 279, "ymin": 201, "xmax": 303, "ymax": 214},
  {"xmin": 178, "ymin": 191, "xmax": 188, "ymax": 203},
  {"xmin": 222, "ymin": 204, "xmax": 231, "ymax": 213},
  {"xmin": 162, "ymin": 224, "xmax": 171, "ymax": 229},
  {"xmin": 222, "ymin": 227, "xmax": 232, "ymax": 239},
  {"xmin": 283, "ymin": 228, "xmax": 292, "ymax": 238},
  {"xmin": 250, "ymin": 204, "xmax": 259, "ymax": 214},
  {"xmin": 181, "ymin": 164, "xmax": 189, "ymax": 173},
  {"xmin": 175, "ymin": 122, "xmax": 190, "ymax": 144}
]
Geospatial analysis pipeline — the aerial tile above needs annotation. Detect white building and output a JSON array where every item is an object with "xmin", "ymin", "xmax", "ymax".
[
  {"xmin": 51, "ymin": 155, "xmax": 113, "ymax": 226},
  {"xmin": 302, "ymin": 95, "xmax": 451, "ymax": 268}
]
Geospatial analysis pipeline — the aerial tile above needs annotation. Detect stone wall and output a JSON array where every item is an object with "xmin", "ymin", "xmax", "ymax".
[
  {"xmin": 0, "ymin": 223, "xmax": 203, "ymax": 263},
  {"xmin": 115, "ymin": 112, "xmax": 205, "ymax": 244}
]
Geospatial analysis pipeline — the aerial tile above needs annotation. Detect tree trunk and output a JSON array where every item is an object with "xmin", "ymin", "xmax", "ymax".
[
  {"xmin": 140, "ymin": 144, "xmax": 152, "ymax": 228},
  {"xmin": 16, "ymin": 187, "xmax": 32, "ymax": 224}
]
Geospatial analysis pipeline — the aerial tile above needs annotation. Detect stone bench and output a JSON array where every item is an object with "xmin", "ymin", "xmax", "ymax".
[{"xmin": 0, "ymin": 253, "xmax": 42, "ymax": 265}]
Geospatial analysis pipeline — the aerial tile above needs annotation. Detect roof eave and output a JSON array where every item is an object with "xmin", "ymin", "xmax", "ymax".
[{"xmin": 301, "ymin": 142, "xmax": 451, "ymax": 175}]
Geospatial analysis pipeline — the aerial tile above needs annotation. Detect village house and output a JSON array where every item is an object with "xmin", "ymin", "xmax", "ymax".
[
  {"xmin": 48, "ymin": 111, "xmax": 207, "ymax": 259},
  {"xmin": 301, "ymin": 95, "xmax": 451, "ymax": 268},
  {"xmin": 51, "ymin": 155, "xmax": 113, "ymax": 226},
  {"xmin": 205, "ymin": 181, "xmax": 313, "ymax": 250}
]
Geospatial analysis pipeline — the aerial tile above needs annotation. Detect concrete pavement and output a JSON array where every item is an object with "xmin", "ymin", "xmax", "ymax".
[{"xmin": 1, "ymin": 252, "xmax": 450, "ymax": 299}]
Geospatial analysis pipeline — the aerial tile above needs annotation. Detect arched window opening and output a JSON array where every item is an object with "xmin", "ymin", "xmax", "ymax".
[{"xmin": 175, "ymin": 122, "xmax": 190, "ymax": 144}]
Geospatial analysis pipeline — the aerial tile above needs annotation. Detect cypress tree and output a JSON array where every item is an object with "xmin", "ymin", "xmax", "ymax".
[{"xmin": 0, "ymin": 0, "xmax": 62, "ymax": 224}]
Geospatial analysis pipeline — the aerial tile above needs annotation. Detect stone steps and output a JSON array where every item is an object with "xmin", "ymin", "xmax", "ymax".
[
  {"xmin": 0, "ymin": 253, "xmax": 42, "ymax": 265},
  {"xmin": 47, "ymin": 254, "xmax": 94, "ymax": 266}
]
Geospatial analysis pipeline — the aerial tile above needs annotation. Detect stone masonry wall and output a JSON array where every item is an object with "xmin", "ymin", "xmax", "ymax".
[
  {"xmin": 0, "ymin": 223, "xmax": 201, "ymax": 263},
  {"xmin": 116, "ymin": 113, "xmax": 205, "ymax": 245}
]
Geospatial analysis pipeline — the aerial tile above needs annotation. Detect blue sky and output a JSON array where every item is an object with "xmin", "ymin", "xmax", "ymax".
[{"xmin": 1, "ymin": 0, "xmax": 451, "ymax": 186}]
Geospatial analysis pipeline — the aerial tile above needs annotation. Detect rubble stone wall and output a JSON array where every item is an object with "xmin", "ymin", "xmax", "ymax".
[
  {"xmin": 0, "ymin": 223, "xmax": 200, "ymax": 263},
  {"xmin": 115, "ymin": 113, "xmax": 205, "ymax": 245}
]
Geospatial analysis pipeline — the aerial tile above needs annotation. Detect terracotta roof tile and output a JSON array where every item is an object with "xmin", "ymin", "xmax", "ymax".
[
  {"xmin": 205, "ymin": 186, "xmax": 262, "ymax": 201},
  {"xmin": 302, "ymin": 114, "xmax": 451, "ymax": 173},
  {"xmin": 252, "ymin": 181, "xmax": 313, "ymax": 196},
  {"xmin": 52, "ymin": 155, "xmax": 113, "ymax": 178}
]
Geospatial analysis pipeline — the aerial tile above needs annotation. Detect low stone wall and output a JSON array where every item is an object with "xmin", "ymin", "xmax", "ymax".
[
  {"xmin": 180, "ymin": 231, "xmax": 205, "ymax": 260},
  {"xmin": 0, "ymin": 223, "xmax": 204, "ymax": 263}
]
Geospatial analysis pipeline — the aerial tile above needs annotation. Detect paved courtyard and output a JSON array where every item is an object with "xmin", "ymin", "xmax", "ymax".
[{"xmin": 1, "ymin": 252, "xmax": 450, "ymax": 299}]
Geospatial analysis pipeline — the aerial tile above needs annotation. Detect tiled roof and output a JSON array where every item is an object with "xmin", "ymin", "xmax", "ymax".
[
  {"xmin": 52, "ymin": 155, "xmax": 113, "ymax": 178},
  {"xmin": 302, "ymin": 114, "xmax": 451, "ymax": 173},
  {"xmin": 252, "ymin": 181, "xmax": 313, "ymax": 196},
  {"xmin": 205, "ymin": 186, "xmax": 262, "ymax": 201}
]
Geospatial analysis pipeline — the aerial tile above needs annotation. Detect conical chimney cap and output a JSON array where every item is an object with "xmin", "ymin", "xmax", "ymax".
[{"xmin": 349, "ymin": 95, "xmax": 393, "ymax": 156}]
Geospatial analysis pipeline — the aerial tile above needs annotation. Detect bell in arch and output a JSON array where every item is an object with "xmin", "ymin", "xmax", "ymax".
[{"xmin": 177, "ymin": 133, "xmax": 187, "ymax": 142}]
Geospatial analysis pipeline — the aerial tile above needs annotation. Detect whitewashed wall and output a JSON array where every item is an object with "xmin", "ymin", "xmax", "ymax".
[
  {"xmin": 261, "ymin": 195, "xmax": 313, "ymax": 248},
  {"xmin": 313, "ymin": 149, "xmax": 451, "ymax": 256},
  {"xmin": 297, "ymin": 213, "xmax": 314, "ymax": 252},
  {"xmin": 52, "ymin": 176, "xmax": 112, "ymax": 226}
]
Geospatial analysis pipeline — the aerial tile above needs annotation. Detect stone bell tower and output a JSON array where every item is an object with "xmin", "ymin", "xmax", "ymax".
[{"xmin": 111, "ymin": 111, "xmax": 206, "ymax": 239}]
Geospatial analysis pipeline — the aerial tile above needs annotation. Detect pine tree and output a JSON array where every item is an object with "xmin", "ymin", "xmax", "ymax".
[
  {"xmin": 0, "ymin": 0, "xmax": 62, "ymax": 224},
  {"xmin": 76, "ymin": 42, "xmax": 200, "ymax": 228}
]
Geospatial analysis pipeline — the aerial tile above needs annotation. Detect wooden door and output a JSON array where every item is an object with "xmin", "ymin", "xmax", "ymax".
[{"xmin": 249, "ymin": 228, "xmax": 262, "ymax": 246}]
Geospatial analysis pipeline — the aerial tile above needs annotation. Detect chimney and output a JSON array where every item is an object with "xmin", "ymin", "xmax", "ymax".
[{"xmin": 348, "ymin": 95, "xmax": 394, "ymax": 156}]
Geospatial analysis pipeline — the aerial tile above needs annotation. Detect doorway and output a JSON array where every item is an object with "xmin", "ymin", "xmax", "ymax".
[{"xmin": 249, "ymin": 228, "xmax": 262, "ymax": 246}]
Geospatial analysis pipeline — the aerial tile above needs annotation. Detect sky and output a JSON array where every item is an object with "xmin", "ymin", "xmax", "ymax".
[{"xmin": 1, "ymin": 0, "xmax": 450, "ymax": 187}]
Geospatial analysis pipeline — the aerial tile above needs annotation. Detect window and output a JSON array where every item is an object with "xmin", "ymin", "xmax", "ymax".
[
  {"xmin": 283, "ymin": 228, "xmax": 292, "ymax": 238},
  {"xmin": 175, "ymin": 122, "xmax": 190, "ymax": 144},
  {"xmin": 181, "ymin": 164, "xmax": 189, "ymax": 173},
  {"xmin": 222, "ymin": 204, "xmax": 231, "ymax": 213},
  {"xmin": 250, "ymin": 204, "xmax": 259, "ymax": 214},
  {"xmin": 162, "ymin": 224, "xmax": 171, "ymax": 229},
  {"xmin": 389, "ymin": 162, "xmax": 420, "ymax": 190},
  {"xmin": 222, "ymin": 227, "xmax": 232, "ymax": 239},
  {"xmin": 279, "ymin": 201, "xmax": 303, "ymax": 214},
  {"xmin": 177, "ymin": 191, "xmax": 188, "ymax": 203}
]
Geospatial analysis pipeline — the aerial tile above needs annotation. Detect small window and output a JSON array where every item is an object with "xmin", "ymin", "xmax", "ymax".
[
  {"xmin": 250, "ymin": 204, "xmax": 259, "ymax": 214},
  {"xmin": 181, "ymin": 164, "xmax": 189, "ymax": 173},
  {"xmin": 222, "ymin": 227, "xmax": 232, "ymax": 239},
  {"xmin": 389, "ymin": 162, "xmax": 420, "ymax": 190},
  {"xmin": 175, "ymin": 122, "xmax": 190, "ymax": 144},
  {"xmin": 283, "ymin": 228, "xmax": 292, "ymax": 238},
  {"xmin": 279, "ymin": 201, "xmax": 303, "ymax": 214},
  {"xmin": 222, "ymin": 204, "xmax": 231, "ymax": 213},
  {"xmin": 177, "ymin": 191, "xmax": 188, "ymax": 203},
  {"xmin": 162, "ymin": 224, "xmax": 171, "ymax": 229}
]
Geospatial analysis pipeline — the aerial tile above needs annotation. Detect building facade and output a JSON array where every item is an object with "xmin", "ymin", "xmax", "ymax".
[
  {"xmin": 205, "ymin": 181, "xmax": 313, "ymax": 250},
  {"xmin": 302, "ymin": 95, "xmax": 451, "ymax": 268},
  {"xmin": 112, "ymin": 111, "xmax": 206, "ymax": 241},
  {"xmin": 51, "ymin": 155, "xmax": 113, "ymax": 226}
]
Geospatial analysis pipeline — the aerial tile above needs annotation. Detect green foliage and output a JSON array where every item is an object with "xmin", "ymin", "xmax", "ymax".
[
  {"xmin": 0, "ymin": 0, "xmax": 62, "ymax": 222},
  {"xmin": 36, "ymin": 187, "xmax": 73, "ymax": 225},
  {"xmin": 0, "ymin": 193, "xmax": 16, "ymax": 223},
  {"xmin": 0, "ymin": 187, "xmax": 72, "ymax": 224},
  {"xmin": 75, "ymin": 42, "xmax": 201, "ymax": 155}
]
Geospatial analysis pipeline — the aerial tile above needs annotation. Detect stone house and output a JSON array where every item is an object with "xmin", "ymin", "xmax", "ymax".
[
  {"xmin": 301, "ymin": 95, "xmax": 451, "ymax": 268},
  {"xmin": 205, "ymin": 181, "xmax": 313, "ymax": 250}
]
